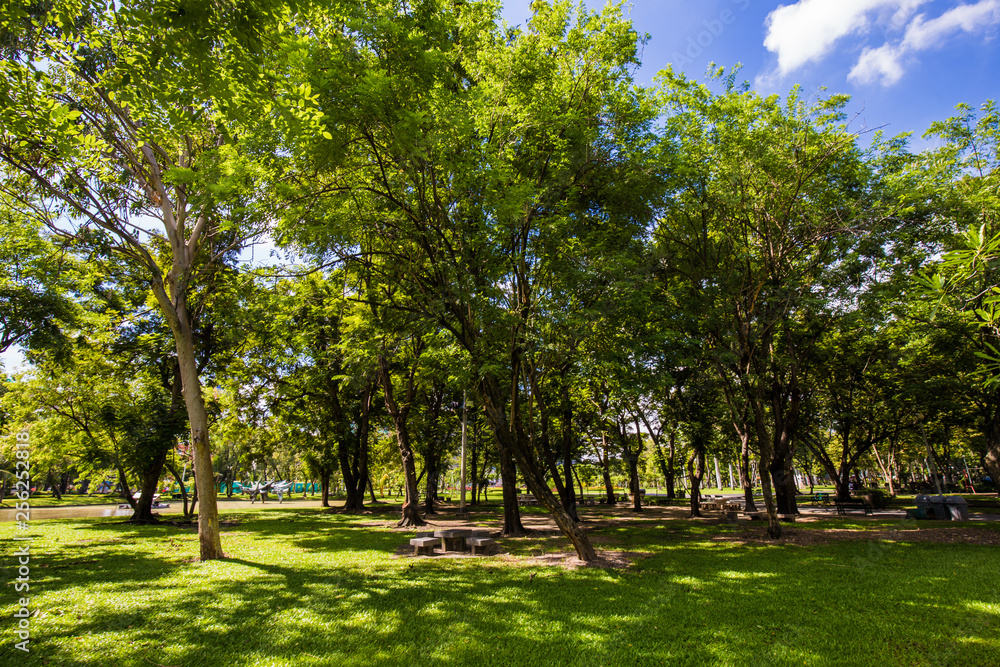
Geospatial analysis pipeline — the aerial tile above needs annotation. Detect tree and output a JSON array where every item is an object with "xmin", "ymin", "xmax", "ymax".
[
  {"xmin": 0, "ymin": 0, "xmax": 330, "ymax": 558},
  {"xmin": 654, "ymin": 68, "xmax": 900, "ymax": 536},
  {"xmin": 3, "ymin": 336, "xmax": 186, "ymax": 522},
  {"xmin": 223, "ymin": 271, "xmax": 378, "ymax": 510},
  {"xmin": 916, "ymin": 101, "xmax": 1000, "ymax": 486},
  {"xmin": 278, "ymin": 0, "xmax": 662, "ymax": 560},
  {"xmin": 0, "ymin": 201, "xmax": 79, "ymax": 358}
]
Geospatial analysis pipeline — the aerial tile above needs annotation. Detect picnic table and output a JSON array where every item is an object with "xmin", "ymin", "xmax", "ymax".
[
  {"xmin": 434, "ymin": 528, "xmax": 472, "ymax": 552},
  {"xmin": 701, "ymin": 494, "xmax": 729, "ymax": 510},
  {"xmin": 409, "ymin": 529, "xmax": 494, "ymax": 556}
]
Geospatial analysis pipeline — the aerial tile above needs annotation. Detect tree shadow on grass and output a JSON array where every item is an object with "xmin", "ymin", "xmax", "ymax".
[{"xmin": 11, "ymin": 513, "xmax": 1000, "ymax": 667}]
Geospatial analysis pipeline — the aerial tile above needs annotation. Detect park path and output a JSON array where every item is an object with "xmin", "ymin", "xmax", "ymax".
[{"xmin": 0, "ymin": 495, "xmax": 333, "ymax": 522}]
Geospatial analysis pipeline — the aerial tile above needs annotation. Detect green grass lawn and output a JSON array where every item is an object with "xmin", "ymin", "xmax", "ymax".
[
  {"xmin": 2, "ymin": 505, "xmax": 998, "ymax": 667},
  {"xmin": 0, "ymin": 493, "xmax": 124, "ymax": 508}
]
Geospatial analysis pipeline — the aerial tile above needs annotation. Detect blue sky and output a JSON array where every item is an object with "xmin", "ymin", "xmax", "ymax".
[{"xmin": 500, "ymin": 0, "xmax": 999, "ymax": 143}]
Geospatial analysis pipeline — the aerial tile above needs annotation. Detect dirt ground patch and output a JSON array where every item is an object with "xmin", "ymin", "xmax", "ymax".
[{"xmin": 386, "ymin": 503, "xmax": 1000, "ymax": 569}]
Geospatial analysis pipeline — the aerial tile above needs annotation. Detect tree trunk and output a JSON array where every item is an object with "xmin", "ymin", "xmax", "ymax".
[
  {"xmin": 687, "ymin": 447, "xmax": 704, "ymax": 518},
  {"xmin": 168, "ymin": 316, "xmax": 222, "ymax": 559},
  {"xmin": 573, "ymin": 467, "xmax": 585, "ymax": 503},
  {"xmin": 478, "ymin": 373, "xmax": 595, "ymax": 559},
  {"xmin": 46, "ymin": 471, "xmax": 63, "ymax": 501},
  {"xmin": 378, "ymin": 354, "xmax": 426, "ymax": 528},
  {"xmin": 165, "ymin": 461, "xmax": 188, "ymax": 518},
  {"xmin": 470, "ymin": 417, "xmax": 480, "ymax": 506},
  {"xmin": 666, "ymin": 429, "xmax": 677, "ymax": 499},
  {"xmin": 539, "ymin": 411, "xmax": 577, "ymax": 522},
  {"xmin": 740, "ymin": 431, "xmax": 757, "ymax": 512},
  {"xmin": 423, "ymin": 440, "xmax": 439, "ymax": 516},
  {"xmin": 189, "ymin": 473, "xmax": 199, "ymax": 516},
  {"xmin": 628, "ymin": 414, "xmax": 645, "ymax": 512},
  {"xmin": 340, "ymin": 434, "xmax": 365, "ymax": 513},
  {"xmin": 131, "ymin": 461, "xmax": 166, "ymax": 524},
  {"xmin": 115, "ymin": 463, "xmax": 135, "ymax": 509},
  {"xmin": 751, "ymin": 402, "xmax": 782, "ymax": 538},
  {"xmin": 980, "ymin": 402, "xmax": 1000, "ymax": 494},
  {"xmin": 360, "ymin": 383, "xmax": 375, "ymax": 504},
  {"xmin": 498, "ymin": 445, "xmax": 527, "ymax": 536},
  {"xmin": 770, "ymin": 448, "xmax": 799, "ymax": 514},
  {"xmin": 560, "ymin": 376, "xmax": 579, "ymax": 520},
  {"xmin": 597, "ymin": 431, "xmax": 616, "ymax": 504},
  {"xmin": 320, "ymin": 469, "xmax": 331, "ymax": 507},
  {"xmin": 627, "ymin": 453, "xmax": 642, "ymax": 512}
]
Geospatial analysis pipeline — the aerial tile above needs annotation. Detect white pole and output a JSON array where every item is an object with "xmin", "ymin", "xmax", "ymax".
[{"xmin": 460, "ymin": 390, "xmax": 468, "ymax": 514}]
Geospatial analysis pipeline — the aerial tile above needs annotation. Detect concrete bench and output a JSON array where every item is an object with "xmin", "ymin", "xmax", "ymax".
[
  {"xmin": 466, "ymin": 537, "xmax": 495, "ymax": 555},
  {"xmin": 410, "ymin": 537, "xmax": 438, "ymax": 556}
]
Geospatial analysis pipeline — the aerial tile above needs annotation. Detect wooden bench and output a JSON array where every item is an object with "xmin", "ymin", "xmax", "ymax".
[
  {"xmin": 410, "ymin": 536, "xmax": 438, "ymax": 556},
  {"xmin": 834, "ymin": 500, "xmax": 873, "ymax": 515},
  {"xmin": 466, "ymin": 536, "xmax": 495, "ymax": 555}
]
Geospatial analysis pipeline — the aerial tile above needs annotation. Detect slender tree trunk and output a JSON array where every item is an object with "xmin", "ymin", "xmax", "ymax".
[
  {"xmin": 687, "ymin": 447, "xmax": 704, "ymax": 518},
  {"xmin": 424, "ymin": 439, "xmax": 439, "ymax": 516},
  {"xmin": 168, "ymin": 315, "xmax": 222, "ymax": 559},
  {"xmin": 597, "ymin": 432, "xmax": 616, "ymax": 504},
  {"xmin": 573, "ymin": 467, "xmax": 585, "ymax": 503},
  {"xmin": 190, "ymin": 473, "xmax": 199, "ymax": 516},
  {"xmin": 360, "ymin": 383, "xmax": 375, "ymax": 504},
  {"xmin": 740, "ymin": 431, "xmax": 757, "ymax": 512},
  {"xmin": 165, "ymin": 461, "xmax": 188, "ymax": 518},
  {"xmin": 46, "ymin": 471, "xmax": 63, "ymax": 501},
  {"xmin": 751, "ymin": 402, "xmax": 781, "ymax": 538},
  {"xmin": 478, "ymin": 373, "xmax": 595, "ymax": 560},
  {"xmin": 653, "ymin": 441, "xmax": 671, "ymax": 497},
  {"xmin": 666, "ymin": 429, "xmax": 677, "ymax": 498},
  {"xmin": 340, "ymin": 434, "xmax": 365, "ymax": 513},
  {"xmin": 320, "ymin": 469, "xmax": 331, "ymax": 507},
  {"xmin": 978, "ymin": 401, "xmax": 1000, "ymax": 493},
  {"xmin": 115, "ymin": 463, "xmax": 135, "ymax": 509},
  {"xmin": 560, "ymin": 375, "xmax": 579, "ymax": 520},
  {"xmin": 470, "ymin": 418, "xmax": 480, "ymax": 506},
  {"xmin": 628, "ymin": 414, "xmax": 645, "ymax": 512},
  {"xmin": 378, "ymin": 354, "xmax": 426, "ymax": 528}
]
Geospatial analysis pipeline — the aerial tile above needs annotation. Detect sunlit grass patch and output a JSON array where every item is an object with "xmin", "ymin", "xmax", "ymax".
[{"xmin": 2, "ymin": 509, "xmax": 998, "ymax": 666}]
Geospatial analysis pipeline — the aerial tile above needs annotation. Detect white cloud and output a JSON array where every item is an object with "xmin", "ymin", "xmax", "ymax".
[
  {"xmin": 902, "ymin": 0, "xmax": 1000, "ymax": 49},
  {"xmin": 849, "ymin": 43, "xmax": 906, "ymax": 84},
  {"xmin": 764, "ymin": 0, "xmax": 1000, "ymax": 86},
  {"xmin": 763, "ymin": 0, "xmax": 929, "ymax": 74}
]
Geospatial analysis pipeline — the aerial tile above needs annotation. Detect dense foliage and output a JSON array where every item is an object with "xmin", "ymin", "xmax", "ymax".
[{"xmin": 2, "ymin": 0, "xmax": 998, "ymax": 559}]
